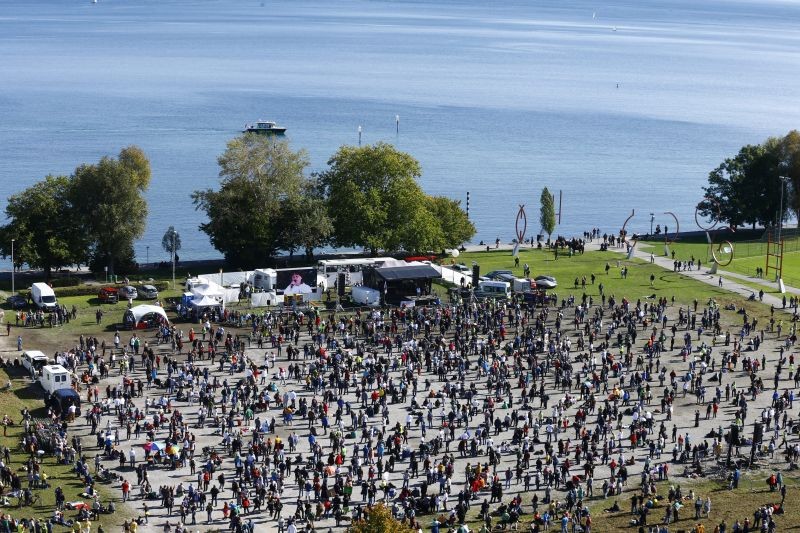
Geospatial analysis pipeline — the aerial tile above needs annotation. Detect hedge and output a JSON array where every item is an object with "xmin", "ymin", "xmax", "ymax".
[{"xmin": 17, "ymin": 280, "xmax": 172, "ymax": 299}]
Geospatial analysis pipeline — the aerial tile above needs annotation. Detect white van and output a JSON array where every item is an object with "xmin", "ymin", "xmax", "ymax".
[
  {"xmin": 22, "ymin": 350, "xmax": 50, "ymax": 376},
  {"xmin": 31, "ymin": 283, "xmax": 57, "ymax": 311},
  {"xmin": 476, "ymin": 280, "xmax": 511, "ymax": 299}
]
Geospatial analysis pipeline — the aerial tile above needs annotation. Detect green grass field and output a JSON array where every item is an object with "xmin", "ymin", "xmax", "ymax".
[
  {"xmin": 585, "ymin": 475, "xmax": 797, "ymax": 532},
  {"xmin": 0, "ymin": 367, "xmax": 132, "ymax": 530},
  {"xmin": 444, "ymin": 247, "xmax": 775, "ymax": 323},
  {"xmin": 639, "ymin": 237, "xmax": 800, "ymax": 289}
]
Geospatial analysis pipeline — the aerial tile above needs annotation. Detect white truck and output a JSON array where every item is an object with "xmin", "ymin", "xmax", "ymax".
[{"xmin": 31, "ymin": 282, "xmax": 57, "ymax": 311}]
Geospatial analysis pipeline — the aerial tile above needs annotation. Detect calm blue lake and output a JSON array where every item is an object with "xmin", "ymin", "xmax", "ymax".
[{"xmin": 1, "ymin": 0, "xmax": 799, "ymax": 266}]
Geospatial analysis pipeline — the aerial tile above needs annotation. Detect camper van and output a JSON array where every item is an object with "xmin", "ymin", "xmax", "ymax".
[
  {"xmin": 39, "ymin": 364, "xmax": 72, "ymax": 395},
  {"xmin": 31, "ymin": 282, "xmax": 57, "ymax": 311},
  {"xmin": 475, "ymin": 280, "xmax": 511, "ymax": 300},
  {"xmin": 41, "ymin": 365, "xmax": 81, "ymax": 419},
  {"xmin": 22, "ymin": 351, "xmax": 49, "ymax": 376}
]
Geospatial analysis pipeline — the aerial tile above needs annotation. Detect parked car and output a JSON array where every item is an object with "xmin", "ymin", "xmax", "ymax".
[
  {"xmin": 98, "ymin": 287, "xmax": 119, "ymax": 304},
  {"xmin": 5, "ymin": 294, "xmax": 27, "ymax": 309},
  {"xmin": 481, "ymin": 270, "xmax": 513, "ymax": 281},
  {"xmin": 139, "ymin": 285, "xmax": 159, "ymax": 299},
  {"xmin": 535, "ymin": 275, "xmax": 558, "ymax": 289},
  {"xmin": 451, "ymin": 264, "xmax": 471, "ymax": 273},
  {"xmin": 119, "ymin": 285, "xmax": 138, "ymax": 300}
]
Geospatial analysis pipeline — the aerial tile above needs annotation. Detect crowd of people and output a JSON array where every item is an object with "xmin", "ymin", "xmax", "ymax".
[{"xmin": 3, "ymin": 235, "xmax": 799, "ymax": 532}]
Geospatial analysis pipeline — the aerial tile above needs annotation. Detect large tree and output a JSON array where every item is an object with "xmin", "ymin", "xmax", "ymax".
[
  {"xmin": 317, "ymin": 142, "xmax": 472, "ymax": 254},
  {"xmin": 192, "ymin": 134, "xmax": 309, "ymax": 267},
  {"xmin": 69, "ymin": 146, "xmax": 151, "ymax": 274},
  {"xmin": 700, "ymin": 140, "xmax": 784, "ymax": 229},
  {"xmin": 0, "ymin": 175, "xmax": 86, "ymax": 278},
  {"xmin": 350, "ymin": 503, "xmax": 415, "ymax": 533},
  {"xmin": 279, "ymin": 180, "xmax": 332, "ymax": 260},
  {"xmin": 540, "ymin": 187, "xmax": 556, "ymax": 240},
  {"xmin": 778, "ymin": 130, "xmax": 800, "ymax": 220},
  {"xmin": 427, "ymin": 195, "xmax": 476, "ymax": 248},
  {"xmin": 317, "ymin": 142, "xmax": 422, "ymax": 254}
]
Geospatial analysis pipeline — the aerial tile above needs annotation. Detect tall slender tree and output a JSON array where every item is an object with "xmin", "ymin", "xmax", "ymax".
[{"xmin": 540, "ymin": 187, "xmax": 557, "ymax": 241}]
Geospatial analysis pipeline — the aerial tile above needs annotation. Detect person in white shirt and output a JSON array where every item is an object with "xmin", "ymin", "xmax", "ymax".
[{"xmin": 284, "ymin": 273, "xmax": 312, "ymax": 295}]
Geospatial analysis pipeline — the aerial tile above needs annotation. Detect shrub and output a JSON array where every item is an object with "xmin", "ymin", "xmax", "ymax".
[{"xmin": 49, "ymin": 276, "xmax": 82, "ymax": 288}]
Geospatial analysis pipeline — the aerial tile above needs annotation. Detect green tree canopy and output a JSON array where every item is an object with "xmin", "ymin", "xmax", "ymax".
[
  {"xmin": 317, "ymin": 143, "xmax": 473, "ymax": 253},
  {"xmin": 317, "ymin": 142, "xmax": 422, "ymax": 253},
  {"xmin": 162, "ymin": 226, "xmax": 182, "ymax": 256},
  {"xmin": 700, "ymin": 138, "xmax": 785, "ymax": 229},
  {"xmin": 192, "ymin": 134, "xmax": 310, "ymax": 267},
  {"xmin": 0, "ymin": 175, "xmax": 86, "ymax": 278},
  {"xmin": 278, "ymin": 179, "xmax": 332, "ymax": 260},
  {"xmin": 350, "ymin": 503, "xmax": 415, "ymax": 533},
  {"xmin": 427, "ymin": 195, "xmax": 476, "ymax": 248},
  {"xmin": 69, "ymin": 146, "xmax": 151, "ymax": 274},
  {"xmin": 540, "ymin": 187, "xmax": 556, "ymax": 240},
  {"xmin": 778, "ymin": 130, "xmax": 800, "ymax": 220}
]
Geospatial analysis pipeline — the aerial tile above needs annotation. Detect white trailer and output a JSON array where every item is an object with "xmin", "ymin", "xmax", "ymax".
[{"xmin": 39, "ymin": 364, "xmax": 72, "ymax": 395}]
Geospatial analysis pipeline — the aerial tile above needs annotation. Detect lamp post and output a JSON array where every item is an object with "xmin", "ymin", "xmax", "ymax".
[
  {"xmin": 358, "ymin": 126, "xmax": 362, "ymax": 146},
  {"xmin": 395, "ymin": 115, "xmax": 400, "ymax": 134},
  {"xmin": 171, "ymin": 230, "xmax": 179, "ymax": 290},
  {"xmin": 10, "ymin": 239, "xmax": 14, "ymax": 295},
  {"xmin": 146, "ymin": 245, "xmax": 149, "ymax": 266},
  {"xmin": 650, "ymin": 213, "xmax": 655, "ymax": 236},
  {"xmin": 776, "ymin": 176, "xmax": 789, "ymax": 288}
]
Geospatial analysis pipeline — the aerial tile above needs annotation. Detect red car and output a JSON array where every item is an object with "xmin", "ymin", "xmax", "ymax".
[{"xmin": 98, "ymin": 287, "xmax": 119, "ymax": 303}]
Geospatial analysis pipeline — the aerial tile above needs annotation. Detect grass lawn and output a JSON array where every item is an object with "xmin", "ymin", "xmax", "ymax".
[
  {"xmin": 442, "ymin": 248, "xmax": 775, "ymax": 324},
  {"xmin": 0, "ymin": 367, "xmax": 133, "ymax": 530},
  {"xmin": 585, "ymin": 474, "xmax": 798, "ymax": 532},
  {"xmin": 640, "ymin": 238, "xmax": 800, "ymax": 289}
]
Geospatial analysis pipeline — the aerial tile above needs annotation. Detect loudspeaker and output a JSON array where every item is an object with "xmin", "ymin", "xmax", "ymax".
[
  {"xmin": 472, "ymin": 264, "xmax": 480, "ymax": 287},
  {"xmin": 730, "ymin": 425, "xmax": 740, "ymax": 445},
  {"xmin": 753, "ymin": 422, "xmax": 763, "ymax": 444},
  {"xmin": 337, "ymin": 273, "xmax": 346, "ymax": 297}
]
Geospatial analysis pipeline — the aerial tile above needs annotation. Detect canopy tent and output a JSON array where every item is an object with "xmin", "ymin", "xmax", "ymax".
[
  {"xmin": 123, "ymin": 305, "xmax": 169, "ymax": 329},
  {"xmin": 191, "ymin": 283, "xmax": 224, "ymax": 299},
  {"xmin": 189, "ymin": 295, "xmax": 221, "ymax": 309}
]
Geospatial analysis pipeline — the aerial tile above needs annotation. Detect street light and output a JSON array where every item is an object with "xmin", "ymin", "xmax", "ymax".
[
  {"xmin": 358, "ymin": 125, "xmax": 362, "ymax": 146},
  {"xmin": 146, "ymin": 245, "xmax": 149, "ymax": 266},
  {"xmin": 10, "ymin": 239, "xmax": 14, "ymax": 295},
  {"xmin": 776, "ymin": 176, "xmax": 790, "ymax": 288},
  {"xmin": 650, "ymin": 213, "xmax": 655, "ymax": 235},
  {"xmin": 171, "ymin": 230, "xmax": 179, "ymax": 290}
]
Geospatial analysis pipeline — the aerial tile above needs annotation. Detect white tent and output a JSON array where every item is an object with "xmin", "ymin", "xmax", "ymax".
[
  {"xmin": 125, "ymin": 305, "xmax": 169, "ymax": 327},
  {"xmin": 189, "ymin": 295, "xmax": 221, "ymax": 309},
  {"xmin": 251, "ymin": 292, "xmax": 278, "ymax": 307}
]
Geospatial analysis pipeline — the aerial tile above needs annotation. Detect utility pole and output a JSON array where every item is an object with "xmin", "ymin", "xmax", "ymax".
[
  {"xmin": 776, "ymin": 176, "xmax": 789, "ymax": 289},
  {"xmin": 10, "ymin": 239, "xmax": 14, "ymax": 295},
  {"xmin": 172, "ymin": 230, "xmax": 179, "ymax": 290}
]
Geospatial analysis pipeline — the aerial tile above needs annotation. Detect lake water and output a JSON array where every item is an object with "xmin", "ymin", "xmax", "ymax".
[{"xmin": 1, "ymin": 0, "xmax": 799, "ymax": 267}]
